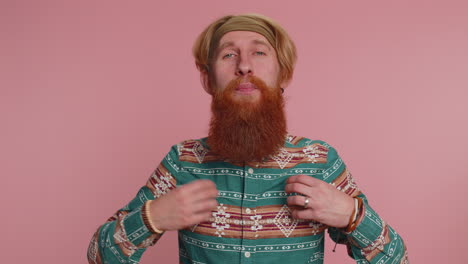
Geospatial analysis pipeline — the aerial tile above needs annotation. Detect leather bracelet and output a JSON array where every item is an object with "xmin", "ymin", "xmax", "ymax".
[
  {"xmin": 352, "ymin": 198, "xmax": 359, "ymax": 222},
  {"xmin": 142, "ymin": 200, "xmax": 164, "ymax": 234},
  {"xmin": 345, "ymin": 198, "xmax": 357, "ymax": 232},
  {"xmin": 345, "ymin": 197, "xmax": 363, "ymax": 233}
]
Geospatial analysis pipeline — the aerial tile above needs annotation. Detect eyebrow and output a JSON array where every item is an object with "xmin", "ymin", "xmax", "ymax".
[{"xmin": 217, "ymin": 39, "xmax": 272, "ymax": 53}]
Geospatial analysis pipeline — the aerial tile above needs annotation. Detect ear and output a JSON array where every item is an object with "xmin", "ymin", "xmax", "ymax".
[
  {"xmin": 279, "ymin": 78, "xmax": 291, "ymax": 91},
  {"xmin": 200, "ymin": 70, "xmax": 213, "ymax": 95}
]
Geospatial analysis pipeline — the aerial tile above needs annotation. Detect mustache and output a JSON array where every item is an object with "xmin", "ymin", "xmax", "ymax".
[{"xmin": 219, "ymin": 76, "xmax": 269, "ymax": 94}]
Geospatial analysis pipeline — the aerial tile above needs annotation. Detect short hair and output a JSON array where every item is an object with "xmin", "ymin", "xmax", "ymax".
[{"xmin": 192, "ymin": 14, "xmax": 297, "ymax": 85}]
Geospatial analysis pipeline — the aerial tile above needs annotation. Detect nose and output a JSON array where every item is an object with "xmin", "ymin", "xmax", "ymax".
[{"xmin": 235, "ymin": 54, "xmax": 253, "ymax": 77}]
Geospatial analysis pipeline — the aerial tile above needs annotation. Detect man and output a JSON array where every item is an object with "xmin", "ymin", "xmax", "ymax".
[{"xmin": 87, "ymin": 14, "xmax": 408, "ymax": 264}]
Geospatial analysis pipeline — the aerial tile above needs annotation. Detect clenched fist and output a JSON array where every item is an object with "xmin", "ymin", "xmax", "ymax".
[{"xmin": 148, "ymin": 179, "xmax": 219, "ymax": 231}]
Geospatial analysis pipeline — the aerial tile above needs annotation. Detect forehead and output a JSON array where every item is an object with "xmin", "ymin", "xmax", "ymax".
[{"xmin": 217, "ymin": 31, "xmax": 273, "ymax": 49}]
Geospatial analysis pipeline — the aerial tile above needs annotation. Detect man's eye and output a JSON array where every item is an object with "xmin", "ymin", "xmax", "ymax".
[{"xmin": 223, "ymin": 53, "xmax": 236, "ymax": 59}]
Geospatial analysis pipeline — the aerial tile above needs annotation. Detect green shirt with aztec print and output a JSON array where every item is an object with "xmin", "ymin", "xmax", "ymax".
[{"xmin": 87, "ymin": 135, "xmax": 408, "ymax": 264}]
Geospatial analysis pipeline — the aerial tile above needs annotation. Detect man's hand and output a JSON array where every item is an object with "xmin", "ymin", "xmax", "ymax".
[
  {"xmin": 285, "ymin": 175, "xmax": 354, "ymax": 228},
  {"xmin": 148, "ymin": 179, "xmax": 219, "ymax": 231}
]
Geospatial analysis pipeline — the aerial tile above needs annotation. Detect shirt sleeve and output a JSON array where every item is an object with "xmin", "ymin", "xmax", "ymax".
[
  {"xmin": 325, "ymin": 145, "xmax": 409, "ymax": 264},
  {"xmin": 87, "ymin": 145, "xmax": 180, "ymax": 264}
]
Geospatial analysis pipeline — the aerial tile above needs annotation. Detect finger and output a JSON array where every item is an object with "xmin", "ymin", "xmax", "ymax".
[
  {"xmin": 284, "ymin": 182, "xmax": 312, "ymax": 196},
  {"xmin": 191, "ymin": 210, "xmax": 213, "ymax": 224},
  {"xmin": 184, "ymin": 179, "xmax": 218, "ymax": 193},
  {"xmin": 191, "ymin": 199, "xmax": 219, "ymax": 214},
  {"xmin": 191, "ymin": 188, "xmax": 219, "ymax": 203},
  {"xmin": 180, "ymin": 181, "xmax": 219, "ymax": 202},
  {"xmin": 287, "ymin": 175, "xmax": 323, "ymax": 187},
  {"xmin": 291, "ymin": 208, "xmax": 314, "ymax": 220},
  {"xmin": 287, "ymin": 195, "xmax": 309, "ymax": 208}
]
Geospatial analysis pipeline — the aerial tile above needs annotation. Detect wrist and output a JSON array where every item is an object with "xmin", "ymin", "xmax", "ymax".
[
  {"xmin": 344, "ymin": 197, "xmax": 363, "ymax": 233},
  {"xmin": 142, "ymin": 200, "xmax": 164, "ymax": 234}
]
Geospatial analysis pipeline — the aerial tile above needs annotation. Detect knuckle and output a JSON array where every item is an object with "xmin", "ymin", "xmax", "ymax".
[
  {"xmin": 211, "ymin": 189, "xmax": 219, "ymax": 197},
  {"xmin": 202, "ymin": 179, "xmax": 215, "ymax": 187},
  {"xmin": 299, "ymin": 174, "xmax": 310, "ymax": 182},
  {"xmin": 196, "ymin": 179, "xmax": 207, "ymax": 184},
  {"xmin": 197, "ymin": 179, "xmax": 208, "ymax": 185},
  {"xmin": 291, "ymin": 209, "xmax": 299, "ymax": 219},
  {"xmin": 204, "ymin": 201, "xmax": 216, "ymax": 211},
  {"xmin": 204, "ymin": 211, "xmax": 212, "ymax": 219},
  {"xmin": 313, "ymin": 209, "xmax": 324, "ymax": 220},
  {"xmin": 315, "ymin": 179, "xmax": 324, "ymax": 187},
  {"xmin": 316, "ymin": 188, "xmax": 325, "ymax": 196},
  {"xmin": 208, "ymin": 180, "xmax": 216, "ymax": 187},
  {"xmin": 294, "ymin": 196, "xmax": 303, "ymax": 204},
  {"xmin": 293, "ymin": 184, "xmax": 305, "ymax": 194},
  {"xmin": 207, "ymin": 211, "xmax": 215, "ymax": 219},
  {"xmin": 198, "ymin": 214, "xmax": 210, "ymax": 223},
  {"xmin": 287, "ymin": 196, "xmax": 298, "ymax": 205},
  {"xmin": 296, "ymin": 210, "xmax": 307, "ymax": 219},
  {"xmin": 288, "ymin": 183, "xmax": 298, "ymax": 192}
]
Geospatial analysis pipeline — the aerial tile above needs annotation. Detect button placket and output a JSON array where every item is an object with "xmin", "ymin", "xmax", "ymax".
[{"xmin": 242, "ymin": 164, "xmax": 260, "ymax": 259}]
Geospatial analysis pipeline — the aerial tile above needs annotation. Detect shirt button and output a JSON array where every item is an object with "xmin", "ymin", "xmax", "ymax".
[
  {"xmin": 245, "ymin": 252, "xmax": 251, "ymax": 258},
  {"xmin": 248, "ymin": 168, "xmax": 254, "ymax": 174},
  {"xmin": 245, "ymin": 208, "xmax": 251, "ymax": 214}
]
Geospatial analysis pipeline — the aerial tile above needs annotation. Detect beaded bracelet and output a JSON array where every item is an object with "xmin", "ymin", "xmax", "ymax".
[{"xmin": 141, "ymin": 200, "xmax": 164, "ymax": 234}]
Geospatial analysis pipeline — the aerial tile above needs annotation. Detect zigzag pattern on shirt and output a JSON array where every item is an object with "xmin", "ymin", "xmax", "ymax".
[
  {"xmin": 187, "ymin": 203, "xmax": 327, "ymax": 239},
  {"xmin": 286, "ymin": 135, "xmax": 305, "ymax": 145},
  {"xmin": 400, "ymin": 244, "xmax": 410, "ymax": 264},
  {"xmin": 330, "ymin": 168, "xmax": 361, "ymax": 198},
  {"xmin": 360, "ymin": 221, "xmax": 392, "ymax": 262},
  {"xmin": 87, "ymin": 230, "xmax": 102, "ymax": 264},
  {"xmin": 146, "ymin": 163, "xmax": 177, "ymax": 198},
  {"xmin": 88, "ymin": 209, "xmax": 160, "ymax": 264},
  {"xmin": 177, "ymin": 139, "xmax": 329, "ymax": 169}
]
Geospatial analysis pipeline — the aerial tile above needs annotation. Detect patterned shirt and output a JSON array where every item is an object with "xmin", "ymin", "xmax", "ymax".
[{"xmin": 87, "ymin": 135, "xmax": 408, "ymax": 264}]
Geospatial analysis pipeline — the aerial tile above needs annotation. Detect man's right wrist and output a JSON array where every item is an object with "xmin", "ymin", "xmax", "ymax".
[{"xmin": 142, "ymin": 200, "xmax": 165, "ymax": 234}]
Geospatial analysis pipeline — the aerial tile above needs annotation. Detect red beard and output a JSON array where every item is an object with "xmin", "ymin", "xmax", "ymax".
[{"xmin": 207, "ymin": 76, "xmax": 287, "ymax": 162}]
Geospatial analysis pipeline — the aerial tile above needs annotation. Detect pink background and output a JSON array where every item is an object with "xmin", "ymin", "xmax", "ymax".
[{"xmin": 2, "ymin": 0, "xmax": 468, "ymax": 263}]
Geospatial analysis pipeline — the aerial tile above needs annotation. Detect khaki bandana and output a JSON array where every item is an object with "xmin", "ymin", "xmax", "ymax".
[{"xmin": 209, "ymin": 16, "xmax": 276, "ymax": 61}]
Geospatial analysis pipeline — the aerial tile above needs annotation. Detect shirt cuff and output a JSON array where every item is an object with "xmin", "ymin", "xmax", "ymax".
[
  {"xmin": 346, "ymin": 204, "xmax": 387, "ymax": 249},
  {"xmin": 122, "ymin": 208, "xmax": 159, "ymax": 247}
]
